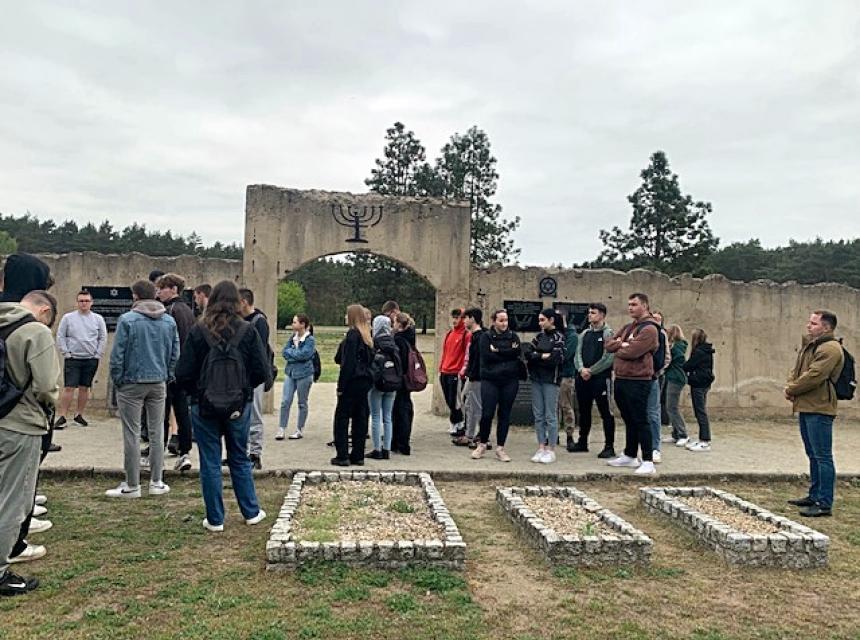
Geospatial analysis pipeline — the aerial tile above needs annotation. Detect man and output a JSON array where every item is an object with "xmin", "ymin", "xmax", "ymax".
[
  {"xmin": 453, "ymin": 308, "xmax": 485, "ymax": 447},
  {"xmin": 559, "ymin": 315, "xmax": 580, "ymax": 451},
  {"xmin": 239, "ymin": 287, "xmax": 271, "ymax": 470},
  {"xmin": 572, "ymin": 303, "xmax": 617, "ymax": 458},
  {"xmin": 155, "ymin": 273, "xmax": 195, "ymax": 471},
  {"xmin": 438, "ymin": 308, "xmax": 467, "ymax": 435},
  {"xmin": 193, "ymin": 284, "xmax": 211, "ymax": 317},
  {"xmin": 646, "ymin": 310, "xmax": 671, "ymax": 463},
  {"xmin": 140, "ymin": 269, "xmax": 166, "ymax": 448},
  {"xmin": 0, "ymin": 290, "xmax": 60, "ymax": 596},
  {"xmin": 107, "ymin": 280, "xmax": 179, "ymax": 498},
  {"xmin": 785, "ymin": 310, "xmax": 845, "ymax": 518},
  {"xmin": 381, "ymin": 300, "xmax": 400, "ymax": 324},
  {"xmin": 55, "ymin": 289, "xmax": 107, "ymax": 428},
  {"xmin": 605, "ymin": 293, "xmax": 659, "ymax": 476}
]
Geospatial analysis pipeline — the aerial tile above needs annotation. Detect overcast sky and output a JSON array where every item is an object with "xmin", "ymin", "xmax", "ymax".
[{"xmin": 1, "ymin": 1, "xmax": 857, "ymax": 265}]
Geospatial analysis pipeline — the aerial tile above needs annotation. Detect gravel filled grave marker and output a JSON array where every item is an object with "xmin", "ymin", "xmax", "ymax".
[
  {"xmin": 497, "ymin": 486, "xmax": 652, "ymax": 566},
  {"xmin": 640, "ymin": 486, "xmax": 830, "ymax": 568},
  {"xmin": 267, "ymin": 471, "xmax": 465, "ymax": 571}
]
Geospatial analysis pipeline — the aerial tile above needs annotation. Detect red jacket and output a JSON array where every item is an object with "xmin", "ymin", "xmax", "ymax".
[{"xmin": 440, "ymin": 318, "xmax": 467, "ymax": 375}]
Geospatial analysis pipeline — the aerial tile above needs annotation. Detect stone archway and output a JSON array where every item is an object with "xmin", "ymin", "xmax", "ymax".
[{"xmin": 242, "ymin": 185, "xmax": 472, "ymax": 412}]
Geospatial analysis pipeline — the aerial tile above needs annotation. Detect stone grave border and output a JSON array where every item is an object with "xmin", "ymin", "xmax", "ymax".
[
  {"xmin": 497, "ymin": 486, "xmax": 652, "ymax": 566},
  {"xmin": 640, "ymin": 486, "xmax": 829, "ymax": 568},
  {"xmin": 266, "ymin": 470, "xmax": 465, "ymax": 571}
]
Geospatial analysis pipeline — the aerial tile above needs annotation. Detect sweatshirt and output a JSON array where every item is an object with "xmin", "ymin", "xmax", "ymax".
[
  {"xmin": 439, "ymin": 317, "xmax": 467, "ymax": 375},
  {"xmin": 606, "ymin": 319, "xmax": 659, "ymax": 380},
  {"xmin": 57, "ymin": 310, "xmax": 108, "ymax": 359}
]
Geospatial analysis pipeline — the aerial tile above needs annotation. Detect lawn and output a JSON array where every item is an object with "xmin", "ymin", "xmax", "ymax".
[{"xmin": 3, "ymin": 476, "xmax": 859, "ymax": 639}]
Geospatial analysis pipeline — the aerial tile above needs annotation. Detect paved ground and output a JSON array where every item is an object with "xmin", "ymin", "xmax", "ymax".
[{"xmin": 43, "ymin": 382, "xmax": 860, "ymax": 477}]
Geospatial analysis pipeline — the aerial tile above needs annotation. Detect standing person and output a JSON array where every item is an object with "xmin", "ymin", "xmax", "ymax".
[
  {"xmin": 605, "ymin": 293, "xmax": 659, "ymax": 476},
  {"xmin": 176, "ymin": 280, "xmax": 272, "ymax": 532},
  {"xmin": 439, "ymin": 309, "xmax": 467, "ymax": 436},
  {"xmin": 785, "ymin": 310, "xmax": 845, "ymax": 518},
  {"xmin": 193, "ymin": 284, "xmax": 211, "ymax": 317},
  {"xmin": 525, "ymin": 309, "xmax": 565, "ymax": 464},
  {"xmin": 472, "ymin": 309, "xmax": 521, "ymax": 462},
  {"xmin": 140, "ymin": 271, "xmax": 164, "ymax": 449},
  {"xmin": 331, "ymin": 304, "xmax": 374, "ymax": 466},
  {"xmin": 663, "ymin": 325, "xmax": 690, "ymax": 447},
  {"xmin": 55, "ymin": 290, "xmax": 106, "ymax": 428},
  {"xmin": 683, "ymin": 329, "xmax": 716, "ymax": 452},
  {"xmin": 276, "ymin": 314, "xmax": 316, "ymax": 441},
  {"xmin": 238, "ymin": 288, "xmax": 272, "ymax": 470},
  {"xmin": 572, "ymin": 303, "xmax": 617, "ymax": 458},
  {"xmin": 0, "ymin": 290, "xmax": 60, "ymax": 596},
  {"xmin": 453, "ymin": 308, "xmax": 485, "ymax": 448},
  {"xmin": 106, "ymin": 280, "xmax": 179, "ymax": 498},
  {"xmin": 368, "ymin": 315, "xmax": 402, "ymax": 460},
  {"xmin": 647, "ymin": 311, "xmax": 670, "ymax": 463},
  {"xmin": 155, "ymin": 273, "xmax": 196, "ymax": 470},
  {"xmin": 381, "ymin": 300, "xmax": 400, "ymax": 324},
  {"xmin": 392, "ymin": 312, "xmax": 416, "ymax": 455},
  {"xmin": 559, "ymin": 314, "xmax": 579, "ymax": 451}
]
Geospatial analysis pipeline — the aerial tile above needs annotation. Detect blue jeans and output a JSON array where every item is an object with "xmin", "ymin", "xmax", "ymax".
[
  {"xmin": 279, "ymin": 375, "xmax": 314, "ymax": 432},
  {"xmin": 648, "ymin": 379, "xmax": 662, "ymax": 451},
  {"xmin": 798, "ymin": 413, "xmax": 835, "ymax": 508},
  {"xmin": 531, "ymin": 381, "xmax": 560, "ymax": 446},
  {"xmin": 191, "ymin": 403, "xmax": 261, "ymax": 526},
  {"xmin": 368, "ymin": 388, "xmax": 396, "ymax": 451}
]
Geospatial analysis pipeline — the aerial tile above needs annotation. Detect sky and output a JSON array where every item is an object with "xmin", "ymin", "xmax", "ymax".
[{"xmin": 1, "ymin": 1, "xmax": 858, "ymax": 265}]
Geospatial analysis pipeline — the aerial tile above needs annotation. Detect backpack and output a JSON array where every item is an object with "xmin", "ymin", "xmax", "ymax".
[
  {"xmin": 632, "ymin": 320, "xmax": 667, "ymax": 378},
  {"xmin": 0, "ymin": 316, "xmax": 36, "ymax": 419},
  {"xmin": 817, "ymin": 338, "xmax": 857, "ymax": 401},
  {"xmin": 404, "ymin": 347, "xmax": 428, "ymax": 392},
  {"xmin": 198, "ymin": 323, "xmax": 251, "ymax": 419},
  {"xmin": 312, "ymin": 350, "xmax": 322, "ymax": 382},
  {"xmin": 370, "ymin": 348, "xmax": 403, "ymax": 392}
]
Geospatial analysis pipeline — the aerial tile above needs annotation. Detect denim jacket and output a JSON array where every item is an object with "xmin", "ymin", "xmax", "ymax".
[
  {"xmin": 283, "ymin": 332, "xmax": 316, "ymax": 380},
  {"xmin": 110, "ymin": 300, "xmax": 180, "ymax": 386}
]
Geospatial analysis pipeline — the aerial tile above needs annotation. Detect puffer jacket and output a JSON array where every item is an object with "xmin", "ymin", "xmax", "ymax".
[{"xmin": 786, "ymin": 333, "xmax": 844, "ymax": 416}]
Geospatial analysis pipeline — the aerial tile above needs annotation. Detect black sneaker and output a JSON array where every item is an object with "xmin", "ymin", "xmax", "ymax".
[
  {"xmin": 0, "ymin": 570, "xmax": 39, "ymax": 597},
  {"xmin": 330, "ymin": 457, "xmax": 350, "ymax": 467},
  {"xmin": 140, "ymin": 446, "xmax": 150, "ymax": 458},
  {"xmin": 249, "ymin": 454, "xmax": 262, "ymax": 471},
  {"xmin": 73, "ymin": 414, "xmax": 88, "ymax": 427},
  {"xmin": 167, "ymin": 435, "xmax": 179, "ymax": 456},
  {"xmin": 787, "ymin": 497, "xmax": 815, "ymax": 507},
  {"xmin": 399, "ymin": 446, "xmax": 411, "ymax": 456},
  {"xmin": 368, "ymin": 450, "xmax": 384, "ymax": 459},
  {"xmin": 570, "ymin": 441, "xmax": 589, "ymax": 453},
  {"xmin": 597, "ymin": 447, "xmax": 616, "ymax": 459},
  {"xmin": 48, "ymin": 443, "xmax": 62, "ymax": 453},
  {"xmin": 54, "ymin": 416, "xmax": 67, "ymax": 430},
  {"xmin": 799, "ymin": 504, "xmax": 832, "ymax": 518}
]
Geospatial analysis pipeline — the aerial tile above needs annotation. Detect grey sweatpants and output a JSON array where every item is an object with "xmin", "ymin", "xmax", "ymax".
[
  {"xmin": 117, "ymin": 382, "xmax": 166, "ymax": 487},
  {"xmin": 463, "ymin": 380, "xmax": 482, "ymax": 439},
  {"xmin": 0, "ymin": 428, "xmax": 41, "ymax": 575},
  {"xmin": 248, "ymin": 384, "xmax": 265, "ymax": 456}
]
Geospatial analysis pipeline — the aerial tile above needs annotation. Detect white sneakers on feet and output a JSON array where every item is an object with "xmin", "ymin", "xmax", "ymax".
[
  {"xmin": 660, "ymin": 435, "xmax": 676, "ymax": 444},
  {"xmin": 275, "ymin": 428, "xmax": 286, "ymax": 440},
  {"xmin": 174, "ymin": 454, "xmax": 192, "ymax": 472},
  {"xmin": 530, "ymin": 449, "xmax": 545, "ymax": 463},
  {"xmin": 634, "ymin": 461, "xmax": 657, "ymax": 476},
  {"xmin": 28, "ymin": 518, "xmax": 52, "ymax": 535},
  {"xmin": 246, "ymin": 509, "xmax": 267, "ymax": 525},
  {"xmin": 35, "ymin": 495, "xmax": 47, "ymax": 506},
  {"xmin": 149, "ymin": 481, "xmax": 170, "ymax": 496},
  {"xmin": 471, "ymin": 443, "xmax": 487, "ymax": 459},
  {"xmin": 8, "ymin": 543, "xmax": 46, "ymax": 564},
  {"xmin": 105, "ymin": 482, "xmax": 141, "ymax": 499},
  {"xmin": 288, "ymin": 431, "xmax": 303, "ymax": 440},
  {"xmin": 675, "ymin": 438, "xmax": 690, "ymax": 447},
  {"xmin": 202, "ymin": 518, "xmax": 224, "ymax": 532},
  {"xmin": 31, "ymin": 505, "xmax": 47, "ymax": 517},
  {"xmin": 607, "ymin": 454, "xmax": 640, "ymax": 468},
  {"xmin": 688, "ymin": 441, "xmax": 712, "ymax": 452},
  {"xmin": 652, "ymin": 450, "xmax": 662, "ymax": 464},
  {"xmin": 685, "ymin": 440, "xmax": 699, "ymax": 450},
  {"xmin": 541, "ymin": 450, "xmax": 557, "ymax": 464}
]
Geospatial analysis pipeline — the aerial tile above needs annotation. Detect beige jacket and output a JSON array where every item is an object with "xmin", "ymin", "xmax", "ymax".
[{"xmin": 786, "ymin": 333, "xmax": 844, "ymax": 416}]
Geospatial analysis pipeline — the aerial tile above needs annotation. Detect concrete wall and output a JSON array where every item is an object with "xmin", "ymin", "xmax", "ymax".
[{"xmin": 471, "ymin": 266, "xmax": 859, "ymax": 417}]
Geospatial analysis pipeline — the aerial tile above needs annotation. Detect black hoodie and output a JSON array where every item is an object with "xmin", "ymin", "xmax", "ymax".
[
  {"xmin": 0, "ymin": 253, "xmax": 51, "ymax": 302},
  {"xmin": 683, "ymin": 342, "xmax": 715, "ymax": 388}
]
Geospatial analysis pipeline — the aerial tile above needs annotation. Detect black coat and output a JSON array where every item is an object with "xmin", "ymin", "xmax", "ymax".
[
  {"xmin": 683, "ymin": 342, "xmax": 715, "ymax": 388},
  {"xmin": 465, "ymin": 328, "xmax": 485, "ymax": 381},
  {"xmin": 525, "ymin": 329, "xmax": 565, "ymax": 385},
  {"xmin": 335, "ymin": 328, "xmax": 373, "ymax": 392},
  {"xmin": 479, "ymin": 328, "xmax": 522, "ymax": 382},
  {"xmin": 394, "ymin": 326, "xmax": 416, "ymax": 385}
]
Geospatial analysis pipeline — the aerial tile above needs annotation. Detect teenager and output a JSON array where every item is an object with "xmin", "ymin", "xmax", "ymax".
[
  {"xmin": 238, "ymin": 288, "xmax": 271, "ymax": 469},
  {"xmin": 647, "ymin": 310, "xmax": 671, "ymax": 463},
  {"xmin": 525, "ymin": 309, "xmax": 565, "ymax": 464},
  {"xmin": 392, "ymin": 312, "xmax": 416, "ymax": 455},
  {"xmin": 368, "ymin": 315, "xmax": 401, "ymax": 459},
  {"xmin": 558, "ymin": 314, "xmax": 579, "ymax": 451},
  {"xmin": 453, "ymin": 308, "xmax": 485, "ymax": 448},
  {"xmin": 683, "ymin": 329, "xmax": 715, "ymax": 452},
  {"xmin": 663, "ymin": 325, "xmax": 690, "ymax": 446},
  {"xmin": 276, "ymin": 314, "xmax": 316, "ymax": 441},
  {"xmin": 439, "ymin": 309, "xmax": 467, "ymax": 435}
]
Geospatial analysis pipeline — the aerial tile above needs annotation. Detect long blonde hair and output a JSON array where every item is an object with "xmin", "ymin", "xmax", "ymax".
[
  {"xmin": 690, "ymin": 328, "xmax": 708, "ymax": 351},
  {"xmin": 666, "ymin": 324, "xmax": 685, "ymax": 344},
  {"xmin": 346, "ymin": 304, "xmax": 373, "ymax": 347}
]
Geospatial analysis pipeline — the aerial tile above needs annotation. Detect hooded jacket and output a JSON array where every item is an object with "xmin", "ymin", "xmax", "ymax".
[
  {"xmin": 665, "ymin": 339, "xmax": 689, "ymax": 386},
  {"xmin": 110, "ymin": 300, "xmax": 180, "ymax": 386},
  {"xmin": 394, "ymin": 324, "xmax": 417, "ymax": 384},
  {"xmin": 0, "ymin": 303, "xmax": 60, "ymax": 435},
  {"xmin": 0, "ymin": 254, "xmax": 51, "ymax": 303},
  {"xmin": 786, "ymin": 333, "xmax": 844, "ymax": 416},
  {"xmin": 439, "ymin": 316, "xmax": 467, "ymax": 375},
  {"xmin": 683, "ymin": 342, "xmax": 715, "ymax": 389}
]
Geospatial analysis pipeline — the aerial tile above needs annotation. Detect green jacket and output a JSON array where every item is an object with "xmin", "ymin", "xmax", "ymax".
[
  {"xmin": 665, "ymin": 339, "xmax": 688, "ymax": 385},
  {"xmin": 0, "ymin": 303, "xmax": 60, "ymax": 436},
  {"xmin": 573, "ymin": 324, "xmax": 614, "ymax": 376},
  {"xmin": 561, "ymin": 329, "xmax": 578, "ymax": 378},
  {"xmin": 786, "ymin": 333, "xmax": 844, "ymax": 416}
]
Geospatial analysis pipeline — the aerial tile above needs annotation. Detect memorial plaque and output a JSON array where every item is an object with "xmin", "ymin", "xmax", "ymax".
[
  {"xmin": 503, "ymin": 300, "xmax": 543, "ymax": 333},
  {"xmin": 553, "ymin": 302, "xmax": 590, "ymax": 333},
  {"xmin": 84, "ymin": 286, "xmax": 133, "ymax": 331}
]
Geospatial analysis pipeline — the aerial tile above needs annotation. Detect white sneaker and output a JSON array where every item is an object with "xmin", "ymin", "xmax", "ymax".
[
  {"xmin": 275, "ymin": 428, "xmax": 286, "ymax": 440},
  {"xmin": 35, "ymin": 495, "xmax": 47, "ymax": 506},
  {"xmin": 634, "ymin": 461, "xmax": 657, "ymax": 476},
  {"xmin": 660, "ymin": 435, "xmax": 676, "ymax": 444},
  {"xmin": 31, "ymin": 505, "xmax": 47, "ymax": 517},
  {"xmin": 530, "ymin": 449, "xmax": 545, "ymax": 463},
  {"xmin": 688, "ymin": 441, "xmax": 712, "ymax": 452},
  {"xmin": 471, "ymin": 443, "xmax": 487, "ymax": 459},
  {"xmin": 28, "ymin": 518, "xmax": 52, "ymax": 535},
  {"xmin": 288, "ymin": 431, "xmax": 303, "ymax": 440},
  {"xmin": 607, "ymin": 454, "xmax": 640, "ymax": 468},
  {"xmin": 685, "ymin": 440, "xmax": 699, "ymax": 450},
  {"xmin": 447, "ymin": 424, "xmax": 459, "ymax": 435},
  {"xmin": 149, "ymin": 481, "xmax": 170, "ymax": 496},
  {"xmin": 202, "ymin": 518, "xmax": 224, "ymax": 532},
  {"xmin": 174, "ymin": 454, "xmax": 192, "ymax": 472},
  {"xmin": 246, "ymin": 509, "xmax": 267, "ymax": 525},
  {"xmin": 140, "ymin": 456, "xmax": 150, "ymax": 468},
  {"xmin": 652, "ymin": 450, "xmax": 662, "ymax": 464},
  {"xmin": 105, "ymin": 482, "xmax": 141, "ymax": 498},
  {"xmin": 540, "ymin": 450, "xmax": 557, "ymax": 464},
  {"xmin": 675, "ymin": 438, "xmax": 690, "ymax": 447},
  {"xmin": 8, "ymin": 543, "xmax": 46, "ymax": 564}
]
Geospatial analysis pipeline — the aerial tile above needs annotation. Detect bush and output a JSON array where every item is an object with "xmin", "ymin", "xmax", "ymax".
[{"xmin": 277, "ymin": 280, "xmax": 307, "ymax": 329}]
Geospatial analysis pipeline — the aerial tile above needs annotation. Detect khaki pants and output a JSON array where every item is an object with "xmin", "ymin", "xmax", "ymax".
[{"xmin": 558, "ymin": 377, "xmax": 580, "ymax": 437}]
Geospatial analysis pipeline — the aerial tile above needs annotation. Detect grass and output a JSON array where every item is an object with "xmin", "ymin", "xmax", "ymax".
[{"xmin": 3, "ymin": 476, "xmax": 860, "ymax": 639}]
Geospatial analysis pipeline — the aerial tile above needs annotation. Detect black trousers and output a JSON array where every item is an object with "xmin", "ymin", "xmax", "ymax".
[
  {"xmin": 660, "ymin": 376, "xmax": 670, "ymax": 426},
  {"xmin": 164, "ymin": 381, "xmax": 193, "ymax": 455},
  {"xmin": 575, "ymin": 375, "xmax": 616, "ymax": 448},
  {"xmin": 333, "ymin": 381, "xmax": 372, "ymax": 463},
  {"xmin": 439, "ymin": 373, "xmax": 463, "ymax": 425},
  {"xmin": 478, "ymin": 378, "xmax": 518, "ymax": 446},
  {"xmin": 391, "ymin": 389, "xmax": 414, "ymax": 453},
  {"xmin": 614, "ymin": 378, "xmax": 653, "ymax": 462}
]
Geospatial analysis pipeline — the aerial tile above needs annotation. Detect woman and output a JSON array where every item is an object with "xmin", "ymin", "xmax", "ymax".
[
  {"xmin": 176, "ymin": 280, "xmax": 272, "ymax": 532},
  {"xmin": 472, "ymin": 309, "xmax": 521, "ymax": 462},
  {"xmin": 525, "ymin": 309, "xmax": 565, "ymax": 464},
  {"xmin": 368, "ymin": 315, "xmax": 401, "ymax": 459},
  {"xmin": 663, "ymin": 324, "xmax": 690, "ymax": 446},
  {"xmin": 391, "ymin": 312, "xmax": 416, "ymax": 455},
  {"xmin": 276, "ymin": 314, "xmax": 316, "ymax": 440},
  {"xmin": 331, "ymin": 304, "xmax": 374, "ymax": 466},
  {"xmin": 682, "ymin": 328, "xmax": 715, "ymax": 452}
]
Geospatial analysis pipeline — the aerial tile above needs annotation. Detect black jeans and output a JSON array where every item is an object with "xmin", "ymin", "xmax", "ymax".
[
  {"xmin": 391, "ymin": 389, "xmax": 414, "ymax": 453},
  {"xmin": 164, "ymin": 382, "xmax": 193, "ymax": 455},
  {"xmin": 439, "ymin": 373, "xmax": 463, "ymax": 425},
  {"xmin": 660, "ymin": 376, "xmax": 670, "ymax": 426},
  {"xmin": 690, "ymin": 386, "xmax": 711, "ymax": 441},
  {"xmin": 333, "ymin": 380, "xmax": 372, "ymax": 462},
  {"xmin": 614, "ymin": 379, "xmax": 653, "ymax": 462},
  {"xmin": 575, "ymin": 375, "xmax": 616, "ymax": 448},
  {"xmin": 478, "ymin": 378, "xmax": 518, "ymax": 446}
]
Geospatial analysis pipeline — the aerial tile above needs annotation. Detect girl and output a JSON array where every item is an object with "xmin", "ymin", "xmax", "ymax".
[
  {"xmin": 276, "ymin": 314, "xmax": 316, "ymax": 440},
  {"xmin": 683, "ymin": 328, "xmax": 715, "ymax": 452},
  {"xmin": 663, "ymin": 324, "xmax": 690, "ymax": 446},
  {"xmin": 392, "ymin": 312, "xmax": 416, "ymax": 455},
  {"xmin": 368, "ymin": 315, "xmax": 401, "ymax": 459},
  {"xmin": 525, "ymin": 309, "xmax": 565, "ymax": 464}
]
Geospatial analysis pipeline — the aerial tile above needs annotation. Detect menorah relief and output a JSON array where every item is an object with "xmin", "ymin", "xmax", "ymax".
[{"xmin": 331, "ymin": 204, "xmax": 383, "ymax": 243}]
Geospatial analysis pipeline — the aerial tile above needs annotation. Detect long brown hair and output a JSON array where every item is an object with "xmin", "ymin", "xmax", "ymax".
[
  {"xmin": 690, "ymin": 328, "xmax": 708, "ymax": 351},
  {"xmin": 203, "ymin": 280, "xmax": 242, "ymax": 340},
  {"xmin": 346, "ymin": 304, "xmax": 373, "ymax": 347},
  {"xmin": 666, "ymin": 324, "xmax": 685, "ymax": 344}
]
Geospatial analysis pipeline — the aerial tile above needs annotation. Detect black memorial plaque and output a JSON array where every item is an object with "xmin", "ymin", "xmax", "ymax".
[
  {"xmin": 84, "ymin": 286, "xmax": 133, "ymax": 331},
  {"xmin": 503, "ymin": 300, "xmax": 543, "ymax": 333},
  {"xmin": 553, "ymin": 302, "xmax": 590, "ymax": 333}
]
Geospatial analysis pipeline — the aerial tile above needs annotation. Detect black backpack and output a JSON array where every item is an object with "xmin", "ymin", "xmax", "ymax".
[
  {"xmin": 312, "ymin": 350, "xmax": 322, "ymax": 382},
  {"xmin": 0, "ymin": 316, "xmax": 36, "ymax": 419},
  {"xmin": 632, "ymin": 320, "xmax": 667, "ymax": 378},
  {"xmin": 817, "ymin": 338, "xmax": 857, "ymax": 401},
  {"xmin": 250, "ymin": 314, "xmax": 278, "ymax": 383},
  {"xmin": 199, "ymin": 323, "xmax": 251, "ymax": 419},
  {"xmin": 370, "ymin": 348, "xmax": 403, "ymax": 392}
]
